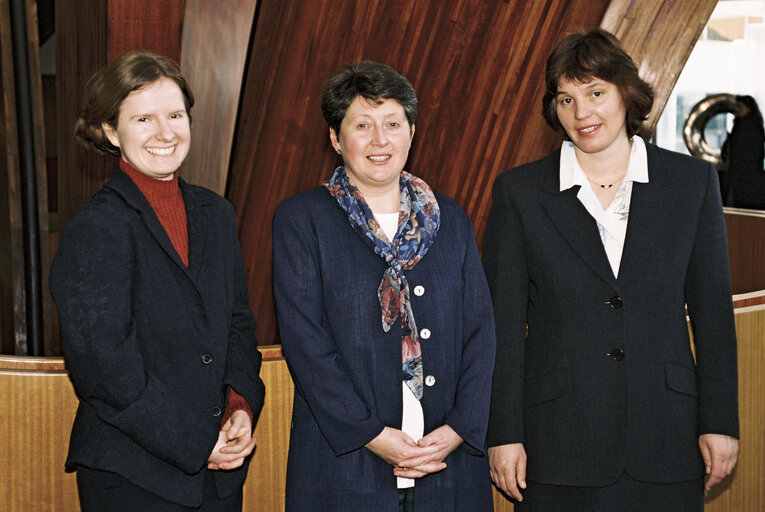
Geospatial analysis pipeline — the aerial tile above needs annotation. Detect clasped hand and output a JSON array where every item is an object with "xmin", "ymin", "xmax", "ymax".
[
  {"xmin": 366, "ymin": 425, "xmax": 463, "ymax": 479},
  {"xmin": 207, "ymin": 410, "xmax": 256, "ymax": 470}
]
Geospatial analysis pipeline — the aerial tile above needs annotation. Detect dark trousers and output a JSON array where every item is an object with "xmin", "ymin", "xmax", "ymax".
[
  {"xmin": 398, "ymin": 487, "xmax": 414, "ymax": 512},
  {"xmin": 516, "ymin": 471, "xmax": 704, "ymax": 512},
  {"xmin": 76, "ymin": 466, "xmax": 243, "ymax": 512}
]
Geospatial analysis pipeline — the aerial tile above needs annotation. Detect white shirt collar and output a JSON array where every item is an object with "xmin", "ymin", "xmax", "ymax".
[{"xmin": 559, "ymin": 135, "xmax": 649, "ymax": 192}]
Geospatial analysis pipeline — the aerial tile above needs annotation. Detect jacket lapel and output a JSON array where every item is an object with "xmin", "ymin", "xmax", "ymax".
[
  {"xmin": 180, "ymin": 178, "xmax": 208, "ymax": 283},
  {"xmin": 104, "ymin": 169, "xmax": 198, "ymax": 283},
  {"xmin": 540, "ymin": 160, "xmax": 619, "ymax": 289},
  {"xmin": 617, "ymin": 144, "xmax": 675, "ymax": 284}
]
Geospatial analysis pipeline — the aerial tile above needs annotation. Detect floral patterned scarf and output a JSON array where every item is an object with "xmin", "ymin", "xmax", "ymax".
[{"xmin": 324, "ymin": 165, "xmax": 440, "ymax": 400}]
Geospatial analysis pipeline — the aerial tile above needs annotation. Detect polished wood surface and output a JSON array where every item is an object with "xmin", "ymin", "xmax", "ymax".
[
  {"xmin": 601, "ymin": 0, "xmax": 718, "ymax": 138},
  {"xmin": 106, "ymin": 0, "xmax": 184, "ymax": 63},
  {"xmin": 725, "ymin": 208, "xmax": 765, "ymax": 295},
  {"xmin": 0, "ymin": 356, "xmax": 78, "ymax": 511},
  {"xmin": 179, "ymin": 0, "xmax": 258, "ymax": 194},
  {"xmin": 54, "ymin": 0, "xmax": 111, "ymax": 228},
  {"xmin": 228, "ymin": 0, "xmax": 610, "ymax": 345}
]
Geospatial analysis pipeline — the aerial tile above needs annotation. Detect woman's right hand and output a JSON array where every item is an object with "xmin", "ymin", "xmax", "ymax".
[{"xmin": 365, "ymin": 427, "xmax": 447, "ymax": 473}]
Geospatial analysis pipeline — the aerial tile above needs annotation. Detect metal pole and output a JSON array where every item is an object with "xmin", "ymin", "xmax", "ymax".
[{"xmin": 9, "ymin": 0, "xmax": 44, "ymax": 356}]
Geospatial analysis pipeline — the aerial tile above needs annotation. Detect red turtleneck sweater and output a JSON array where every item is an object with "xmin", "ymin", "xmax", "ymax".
[{"xmin": 121, "ymin": 161, "xmax": 252, "ymax": 426}]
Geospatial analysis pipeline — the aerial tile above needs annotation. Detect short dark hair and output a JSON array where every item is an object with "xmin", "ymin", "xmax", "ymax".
[
  {"xmin": 320, "ymin": 60, "xmax": 417, "ymax": 136},
  {"xmin": 736, "ymin": 95, "xmax": 763, "ymax": 125},
  {"xmin": 542, "ymin": 28, "xmax": 654, "ymax": 139},
  {"xmin": 75, "ymin": 50, "xmax": 194, "ymax": 156}
]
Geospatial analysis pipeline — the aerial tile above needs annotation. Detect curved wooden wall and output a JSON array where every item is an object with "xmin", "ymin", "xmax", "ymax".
[
  {"xmin": 226, "ymin": 0, "xmax": 719, "ymax": 345},
  {"xmin": 228, "ymin": 0, "xmax": 611, "ymax": 344},
  {"xmin": 179, "ymin": 0, "xmax": 259, "ymax": 195},
  {"xmin": 47, "ymin": 0, "xmax": 722, "ymax": 349}
]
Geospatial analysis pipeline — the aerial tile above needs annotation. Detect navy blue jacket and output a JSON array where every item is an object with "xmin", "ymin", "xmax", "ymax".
[
  {"xmin": 483, "ymin": 143, "xmax": 739, "ymax": 486},
  {"xmin": 273, "ymin": 186, "xmax": 496, "ymax": 511},
  {"xmin": 50, "ymin": 168, "xmax": 265, "ymax": 507}
]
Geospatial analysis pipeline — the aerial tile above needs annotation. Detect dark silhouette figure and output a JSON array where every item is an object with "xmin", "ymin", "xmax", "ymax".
[{"xmin": 726, "ymin": 95, "xmax": 765, "ymax": 209}]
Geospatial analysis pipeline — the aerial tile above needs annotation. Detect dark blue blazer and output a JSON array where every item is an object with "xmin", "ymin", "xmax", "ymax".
[
  {"xmin": 482, "ymin": 142, "xmax": 739, "ymax": 486},
  {"xmin": 273, "ymin": 186, "xmax": 496, "ymax": 511},
  {"xmin": 50, "ymin": 169, "xmax": 265, "ymax": 507}
]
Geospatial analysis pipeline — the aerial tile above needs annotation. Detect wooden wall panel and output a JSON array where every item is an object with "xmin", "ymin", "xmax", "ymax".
[
  {"xmin": 179, "ymin": 0, "xmax": 258, "ymax": 194},
  {"xmin": 106, "ymin": 0, "xmax": 184, "ymax": 63},
  {"xmin": 228, "ymin": 0, "xmax": 611, "ymax": 345},
  {"xmin": 724, "ymin": 209, "xmax": 765, "ymax": 295},
  {"xmin": 601, "ymin": 0, "xmax": 719, "ymax": 138},
  {"xmin": 55, "ymin": 0, "xmax": 111, "ymax": 229},
  {"xmin": 0, "ymin": 357, "xmax": 78, "ymax": 511}
]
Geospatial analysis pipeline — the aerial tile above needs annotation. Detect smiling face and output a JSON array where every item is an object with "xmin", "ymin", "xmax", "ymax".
[
  {"xmin": 555, "ymin": 77, "xmax": 629, "ymax": 158},
  {"xmin": 329, "ymin": 96, "xmax": 414, "ymax": 196},
  {"xmin": 103, "ymin": 77, "xmax": 190, "ymax": 180}
]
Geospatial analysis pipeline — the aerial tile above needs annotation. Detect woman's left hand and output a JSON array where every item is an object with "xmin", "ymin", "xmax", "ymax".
[
  {"xmin": 699, "ymin": 433, "xmax": 739, "ymax": 490},
  {"xmin": 393, "ymin": 425, "xmax": 463, "ymax": 478},
  {"xmin": 207, "ymin": 410, "xmax": 256, "ymax": 470}
]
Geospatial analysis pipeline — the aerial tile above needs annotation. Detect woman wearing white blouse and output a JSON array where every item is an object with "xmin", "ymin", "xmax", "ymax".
[{"xmin": 483, "ymin": 29, "xmax": 739, "ymax": 511}]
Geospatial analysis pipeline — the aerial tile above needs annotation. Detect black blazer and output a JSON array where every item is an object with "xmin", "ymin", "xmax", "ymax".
[
  {"xmin": 482, "ymin": 142, "xmax": 738, "ymax": 486},
  {"xmin": 50, "ymin": 169, "xmax": 265, "ymax": 507}
]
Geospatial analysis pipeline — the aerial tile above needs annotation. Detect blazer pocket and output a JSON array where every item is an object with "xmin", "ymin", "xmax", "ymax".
[
  {"xmin": 523, "ymin": 368, "xmax": 568, "ymax": 408},
  {"xmin": 665, "ymin": 361, "xmax": 699, "ymax": 397}
]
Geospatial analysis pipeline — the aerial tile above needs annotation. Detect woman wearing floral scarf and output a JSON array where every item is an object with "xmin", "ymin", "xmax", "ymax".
[{"xmin": 272, "ymin": 61, "xmax": 496, "ymax": 512}]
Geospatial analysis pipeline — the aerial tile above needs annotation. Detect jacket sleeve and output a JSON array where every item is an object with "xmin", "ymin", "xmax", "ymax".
[
  {"xmin": 481, "ymin": 174, "xmax": 528, "ymax": 447},
  {"xmin": 50, "ymin": 208, "xmax": 216, "ymax": 474},
  {"xmin": 443, "ymin": 213, "xmax": 496, "ymax": 455},
  {"xmin": 684, "ymin": 163, "xmax": 739, "ymax": 438},
  {"xmin": 272, "ymin": 202, "xmax": 386, "ymax": 456},
  {"xmin": 222, "ymin": 207, "xmax": 265, "ymax": 423}
]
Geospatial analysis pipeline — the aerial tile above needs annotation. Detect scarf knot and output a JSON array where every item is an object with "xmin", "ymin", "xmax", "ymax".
[{"xmin": 324, "ymin": 166, "xmax": 440, "ymax": 399}]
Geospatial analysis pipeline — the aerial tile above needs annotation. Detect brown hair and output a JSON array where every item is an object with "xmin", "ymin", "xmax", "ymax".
[
  {"xmin": 75, "ymin": 50, "xmax": 194, "ymax": 156},
  {"xmin": 542, "ymin": 29, "xmax": 654, "ymax": 139},
  {"xmin": 320, "ymin": 60, "xmax": 417, "ymax": 137}
]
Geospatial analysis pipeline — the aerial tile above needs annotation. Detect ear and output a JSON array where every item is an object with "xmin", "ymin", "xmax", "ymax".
[
  {"xmin": 409, "ymin": 124, "xmax": 415, "ymax": 142},
  {"xmin": 329, "ymin": 127, "xmax": 340, "ymax": 153},
  {"xmin": 102, "ymin": 122, "xmax": 120, "ymax": 148}
]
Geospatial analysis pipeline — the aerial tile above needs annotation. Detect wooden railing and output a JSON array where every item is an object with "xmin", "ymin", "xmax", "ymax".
[{"xmin": 2, "ymin": 295, "xmax": 763, "ymax": 511}]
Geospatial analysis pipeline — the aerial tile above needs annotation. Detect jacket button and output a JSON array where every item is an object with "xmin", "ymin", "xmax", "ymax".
[
  {"xmin": 608, "ymin": 296, "xmax": 623, "ymax": 309},
  {"xmin": 420, "ymin": 328, "xmax": 431, "ymax": 340},
  {"xmin": 212, "ymin": 407, "xmax": 222, "ymax": 417},
  {"xmin": 201, "ymin": 353, "xmax": 213, "ymax": 364},
  {"xmin": 608, "ymin": 348, "xmax": 625, "ymax": 361},
  {"xmin": 414, "ymin": 285, "xmax": 425, "ymax": 296},
  {"xmin": 425, "ymin": 375, "xmax": 436, "ymax": 386}
]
